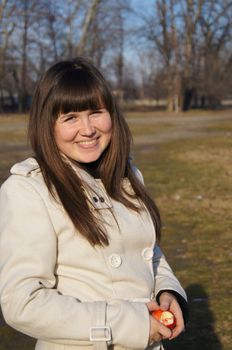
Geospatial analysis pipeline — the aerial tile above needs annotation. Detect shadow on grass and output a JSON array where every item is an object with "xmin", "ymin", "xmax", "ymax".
[
  {"xmin": 0, "ymin": 308, "xmax": 35, "ymax": 350},
  {"xmin": 163, "ymin": 284, "xmax": 222, "ymax": 350}
]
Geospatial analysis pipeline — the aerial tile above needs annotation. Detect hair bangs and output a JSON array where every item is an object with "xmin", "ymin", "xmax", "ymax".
[{"xmin": 51, "ymin": 69, "xmax": 112, "ymax": 117}]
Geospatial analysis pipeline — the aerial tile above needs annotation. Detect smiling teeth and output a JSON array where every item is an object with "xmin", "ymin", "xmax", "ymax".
[{"xmin": 79, "ymin": 140, "xmax": 96, "ymax": 145}]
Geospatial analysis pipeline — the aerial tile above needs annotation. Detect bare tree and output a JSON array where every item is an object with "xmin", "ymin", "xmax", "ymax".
[
  {"xmin": 138, "ymin": 0, "xmax": 232, "ymax": 111},
  {"xmin": 0, "ymin": 0, "xmax": 103, "ymax": 112},
  {"xmin": 141, "ymin": 0, "xmax": 180, "ymax": 111},
  {"xmin": 180, "ymin": 0, "xmax": 204, "ymax": 110},
  {"xmin": 198, "ymin": 0, "xmax": 232, "ymax": 107},
  {"xmin": 1, "ymin": 0, "xmax": 232, "ymax": 112},
  {"xmin": 76, "ymin": 0, "xmax": 101, "ymax": 55},
  {"xmin": 0, "ymin": 0, "xmax": 16, "ymax": 111},
  {"xmin": 77, "ymin": 0, "xmax": 130, "ymax": 93},
  {"xmin": 53, "ymin": 0, "xmax": 88, "ymax": 59},
  {"xmin": 6, "ymin": 0, "xmax": 47, "ymax": 112}
]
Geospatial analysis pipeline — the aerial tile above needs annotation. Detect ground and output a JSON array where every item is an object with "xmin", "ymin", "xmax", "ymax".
[{"xmin": 0, "ymin": 109, "xmax": 232, "ymax": 350}]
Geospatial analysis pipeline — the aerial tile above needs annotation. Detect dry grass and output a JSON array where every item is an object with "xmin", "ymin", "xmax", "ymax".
[
  {"xmin": 131, "ymin": 113, "xmax": 232, "ymax": 350},
  {"xmin": 0, "ymin": 110, "xmax": 232, "ymax": 350}
]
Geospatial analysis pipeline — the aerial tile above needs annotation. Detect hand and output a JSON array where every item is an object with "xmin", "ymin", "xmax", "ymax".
[
  {"xmin": 146, "ymin": 300, "xmax": 172, "ymax": 344},
  {"xmin": 158, "ymin": 291, "xmax": 185, "ymax": 340}
]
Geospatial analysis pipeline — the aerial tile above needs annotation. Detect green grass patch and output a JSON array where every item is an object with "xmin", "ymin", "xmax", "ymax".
[
  {"xmin": 0, "ymin": 129, "xmax": 27, "ymax": 143},
  {"xmin": 0, "ymin": 114, "xmax": 31, "ymax": 183},
  {"xmin": 124, "ymin": 108, "xmax": 228, "ymax": 119},
  {"xmin": 132, "ymin": 128, "xmax": 232, "ymax": 350},
  {"xmin": 206, "ymin": 121, "xmax": 232, "ymax": 133},
  {"xmin": 127, "ymin": 122, "xmax": 175, "ymax": 136}
]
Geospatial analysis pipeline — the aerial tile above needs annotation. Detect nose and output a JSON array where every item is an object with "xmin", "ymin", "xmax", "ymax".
[{"xmin": 79, "ymin": 117, "xmax": 95, "ymax": 136}]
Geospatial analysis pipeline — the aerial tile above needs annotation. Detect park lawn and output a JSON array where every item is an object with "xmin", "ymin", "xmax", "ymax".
[
  {"xmin": 133, "ymin": 134, "xmax": 232, "ymax": 350},
  {"xmin": 0, "ymin": 114, "xmax": 28, "ymax": 124},
  {"xmin": 127, "ymin": 122, "xmax": 175, "ymax": 136},
  {"xmin": 124, "ymin": 108, "xmax": 227, "ymax": 119},
  {"xmin": 0, "ymin": 117, "xmax": 30, "ymax": 184},
  {"xmin": 0, "ymin": 111, "xmax": 232, "ymax": 349}
]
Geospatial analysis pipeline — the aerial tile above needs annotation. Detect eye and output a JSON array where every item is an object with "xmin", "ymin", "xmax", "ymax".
[
  {"xmin": 64, "ymin": 114, "xmax": 77, "ymax": 123},
  {"xmin": 90, "ymin": 109, "xmax": 105, "ymax": 117},
  {"xmin": 90, "ymin": 111, "xmax": 100, "ymax": 117}
]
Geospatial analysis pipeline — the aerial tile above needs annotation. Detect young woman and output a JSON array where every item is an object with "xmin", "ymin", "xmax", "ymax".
[{"xmin": 0, "ymin": 58, "xmax": 187, "ymax": 350}]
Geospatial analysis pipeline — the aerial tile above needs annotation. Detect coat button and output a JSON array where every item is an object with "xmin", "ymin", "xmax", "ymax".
[
  {"xmin": 142, "ymin": 247, "xmax": 153, "ymax": 261},
  {"xmin": 93, "ymin": 196, "xmax": 98, "ymax": 202},
  {"xmin": 108, "ymin": 254, "xmax": 122, "ymax": 268}
]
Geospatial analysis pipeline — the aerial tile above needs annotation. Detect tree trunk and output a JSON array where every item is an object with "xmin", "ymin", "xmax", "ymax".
[
  {"xmin": 76, "ymin": 0, "xmax": 101, "ymax": 55},
  {"xmin": 19, "ymin": 0, "xmax": 29, "ymax": 112}
]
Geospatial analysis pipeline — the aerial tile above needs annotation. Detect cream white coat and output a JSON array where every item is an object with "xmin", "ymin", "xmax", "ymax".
[{"xmin": 0, "ymin": 158, "xmax": 187, "ymax": 350}]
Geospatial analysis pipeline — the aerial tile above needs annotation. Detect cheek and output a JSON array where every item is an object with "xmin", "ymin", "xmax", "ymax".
[
  {"xmin": 102, "ymin": 115, "xmax": 113, "ymax": 134},
  {"xmin": 55, "ymin": 126, "xmax": 75, "ymax": 144}
]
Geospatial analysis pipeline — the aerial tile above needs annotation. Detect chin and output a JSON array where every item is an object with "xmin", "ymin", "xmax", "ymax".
[{"xmin": 77, "ymin": 154, "xmax": 101, "ymax": 163}]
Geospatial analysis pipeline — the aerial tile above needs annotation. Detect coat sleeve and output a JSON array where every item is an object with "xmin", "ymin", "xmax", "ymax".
[
  {"xmin": 133, "ymin": 167, "xmax": 187, "ymax": 304},
  {"xmin": 153, "ymin": 245, "xmax": 187, "ymax": 301},
  {"xmin": 0, "ymin": 176, "xmax": 150, "ymax": 349}
]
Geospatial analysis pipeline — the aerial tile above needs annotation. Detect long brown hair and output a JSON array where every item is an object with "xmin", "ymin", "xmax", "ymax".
[{"xmin": 29, "ymin": 57, "xmax": 161, "ymax": 246}]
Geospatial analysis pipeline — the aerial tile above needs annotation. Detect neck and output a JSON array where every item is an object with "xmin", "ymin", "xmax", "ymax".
[{"xmin": 77, "ymin": 157, "xmax": 102, "ymax": 179}]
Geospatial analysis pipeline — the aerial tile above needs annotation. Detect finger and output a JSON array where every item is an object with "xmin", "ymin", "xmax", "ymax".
[
  {"xmin": 151, "ymin": 317, "xmax": 172, "ymax": 339},
  {"xmin": 146, "ymin": 300, "xmax": 160, "ymax": 312},
  {"xmin": 169, "ymin": 301, "xmax": 184, "ymax": 329},
  {"xmin": 159, "ymin": 300, "xmax": 170, "ymax": 311},
  {"xmin": 169, "ymin": 304, "xmax": 185, "ymax": 339},
  {"xmin": 169, "ymin": 314, "xmax": 185, "ymax": 339},
  {"xmin": 159, "ymin": 292, "xmax": 173, "ymax": 311},
  {"xmin": 169, "ymin": 299, "xmax": 182, "ymax": 318}
]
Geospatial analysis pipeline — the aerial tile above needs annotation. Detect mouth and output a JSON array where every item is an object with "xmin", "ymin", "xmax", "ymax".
[{"xmin": 76, "ymin": 138, "xmax": 99, "ymax": 148}]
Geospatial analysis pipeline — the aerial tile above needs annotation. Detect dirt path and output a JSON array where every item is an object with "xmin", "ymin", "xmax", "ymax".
[
  {"xmin": 1, "ymin": 110, "xmax": 232, "ymax": 146},
  {"xmin": 127, "ymin": 111, "xmax": 232, "ymax": 145}
]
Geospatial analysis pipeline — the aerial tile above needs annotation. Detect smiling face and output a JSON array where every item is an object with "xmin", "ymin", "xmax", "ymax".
[{"xmin": 54, "ymin": 108, "xmax": 112, "ymax": 163}]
